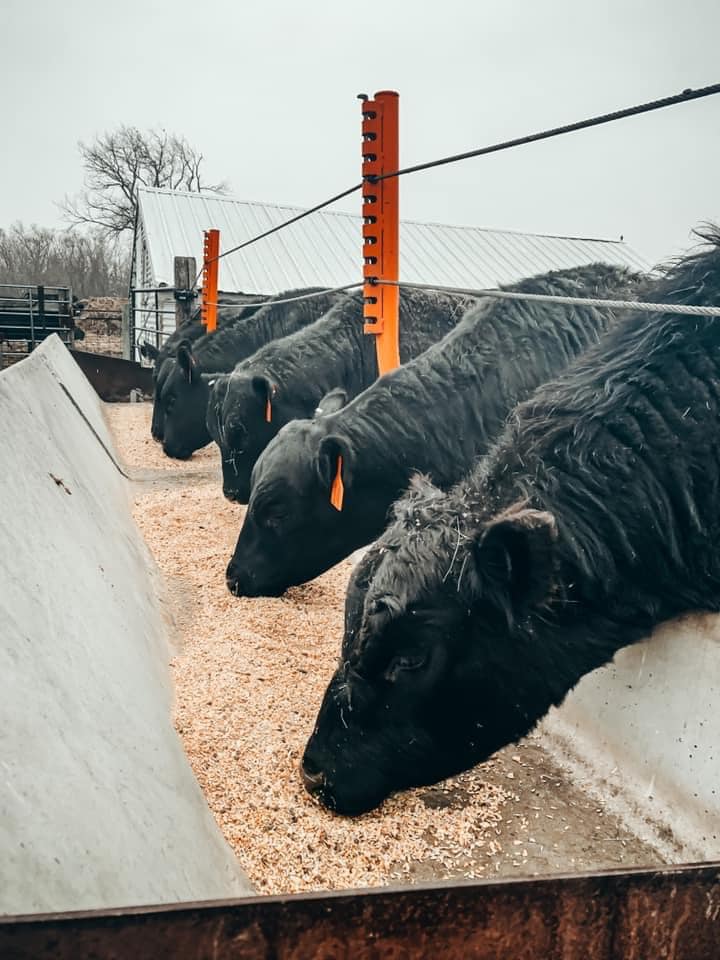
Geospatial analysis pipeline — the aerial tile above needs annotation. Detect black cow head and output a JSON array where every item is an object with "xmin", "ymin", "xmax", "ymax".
[
  {"xmin": 301, "ymin": 477, "xmax": 560, "ymax": 815},
  {"xmin": 225, "ymin": 408, "xmax": 405, "ymax": 597},
  {"xmin": 225, "ymin": 418, "xmax": 360, "ymax": 596},
  {"xmin": 159, "ymin": 341, "xmax": 213, "ymax": 459},
  {"xmin": 206, "ymin": 373, "xmax": 230, "ymax": 447},
  {"xmin": 150, "ymin": 356, "xmax": 172, "ymax": 442},
  {"xmin": 208, "ymin": 370, "xmax": 286, "ymax": 504}
]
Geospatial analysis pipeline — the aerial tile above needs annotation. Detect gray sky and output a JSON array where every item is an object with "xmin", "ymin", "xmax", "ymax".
[{"xmin": 1, "ymin": 0, "xmax": 718, "ymax": 267}]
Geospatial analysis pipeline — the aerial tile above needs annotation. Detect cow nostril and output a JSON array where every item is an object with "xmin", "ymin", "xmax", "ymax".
[
  {"xmin": 300, "ymin": 759, "xmax": 326, "ymax": 794},
  {"xmin": 225, "ymin": 561, "xmax": 245, "ymax": 596}
]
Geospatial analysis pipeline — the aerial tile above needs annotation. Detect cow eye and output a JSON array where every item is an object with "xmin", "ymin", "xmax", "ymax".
[
  {"xmin": 258, "ymin": 505, "xmax": 287, "ymax": 529},
  {"xmin": 164, "ymin": 395, "xmax": 175, "ymax": 413},
  {"xmin": 385, "ymin": 653, "xmax": 427, "ymax": 681}
]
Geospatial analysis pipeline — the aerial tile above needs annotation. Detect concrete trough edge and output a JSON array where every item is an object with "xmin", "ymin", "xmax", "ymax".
[
  {"xmin": 0, "ymin": 335, "xmax": 253, "ymax": 915},
  {"xmin": 539, "ymin": 612, "xmax": 720, "ymax": 863}
]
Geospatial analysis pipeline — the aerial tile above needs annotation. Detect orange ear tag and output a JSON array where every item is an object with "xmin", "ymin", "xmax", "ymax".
[
  {"xmin": 265, "ymin": 397, "xmax": 272, "ymax": 423},
  {"xmin": 330, "ymin": 455, "xmax": 344, "ymax": 511}
]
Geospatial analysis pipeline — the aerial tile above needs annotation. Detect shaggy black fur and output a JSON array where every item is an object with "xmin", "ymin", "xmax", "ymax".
[
  {"xmin": 302, "ymin": 226, "xmax": 720, "ymax": 816},
  {"xmin": 210, "ymin": 286, "xmax": 475, "ymax": 510},
  {"xmin": 230, "ymin": 264, "xmax": 639, "ymax": 597},
  {"xmin": 158, "ymin": 289, "xmax": 342, "ymax": 459}
]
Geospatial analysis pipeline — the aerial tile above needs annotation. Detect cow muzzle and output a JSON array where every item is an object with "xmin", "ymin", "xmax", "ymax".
[
  {"xmin": 300, "ymin": 757, "xmax": 326, "ymax": 795},
  {"xmin": 225, "ymin": 558, "xmax": 283, "ymax": 598}
]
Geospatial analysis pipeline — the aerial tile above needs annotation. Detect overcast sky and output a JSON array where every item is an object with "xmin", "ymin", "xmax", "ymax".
[{"xmin": 1, "ymin": 0, "xmax": 718, "ymax": 268}]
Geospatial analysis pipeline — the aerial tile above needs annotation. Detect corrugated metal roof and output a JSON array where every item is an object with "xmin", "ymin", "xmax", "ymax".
[{"xmin": 136, "ymin": 186, "xmax": 651, "ymax": 293}]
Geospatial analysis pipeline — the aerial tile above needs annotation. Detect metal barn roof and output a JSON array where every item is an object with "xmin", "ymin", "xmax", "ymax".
[{"xmin": 136, "ymin": 187, "xmax": 651, "ymax": 294}]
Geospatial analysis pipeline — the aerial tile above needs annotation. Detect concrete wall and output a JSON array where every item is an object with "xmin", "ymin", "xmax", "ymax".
[
  {"xmin": 542, "ymin": 613, "xmax": 720, "ymax": 863},
  {"xmin": 0, "ymin": 336, "xmax": 253, "ymax": 914}
]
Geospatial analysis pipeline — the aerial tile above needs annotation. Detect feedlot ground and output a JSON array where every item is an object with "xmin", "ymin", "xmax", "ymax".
[{"xmin": 105, "ymin": 402, "xmax": 665, "ymax": 895}]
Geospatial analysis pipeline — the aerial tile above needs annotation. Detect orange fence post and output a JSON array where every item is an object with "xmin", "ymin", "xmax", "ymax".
[
  {"xmin": 361, "ymin": 90, "xmax": 400, "ymax": 375},
  {"xmin": 201, "ymin": 229, "xmax": 220, "ymax": 332}
]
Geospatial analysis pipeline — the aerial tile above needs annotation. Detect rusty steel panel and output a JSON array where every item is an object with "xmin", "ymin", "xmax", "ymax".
[
  {"xmin": 69, "ymin": 350, "xmax": 153, "ymax": 402},
  {"xmin": 0, "ymin": 863, "xmax": 719, "ymax": 960}
]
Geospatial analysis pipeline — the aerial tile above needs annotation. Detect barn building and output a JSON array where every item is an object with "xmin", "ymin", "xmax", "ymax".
[{"xmin": 130, "ymin": 186, "xmax": 650, "ymax": 359}]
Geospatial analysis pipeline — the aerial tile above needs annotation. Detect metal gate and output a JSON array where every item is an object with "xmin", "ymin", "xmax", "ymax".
[
  {"xmin": 128, "ymin": 285, "xmax": 178, "ymax": 363},
  {"xmin": 0, "ymin": 283, "xmax": 74, "ymax": 366}
]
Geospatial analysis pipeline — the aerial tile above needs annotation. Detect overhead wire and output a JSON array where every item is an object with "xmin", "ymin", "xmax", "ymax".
[
  {"xmin": 371, "ymin": 83, "xmax": 720, "ymax": 183},
  {"xmin": 192, "ymin": 279, "xmax": 720, "ymax": 320},
  {"xmin": 378, "ymin": 280, "xmax": 720, "ymax": 318},
  {"xmin": 192, "ymin": 184, "xmax": 362, "ymax": 286},
  {"xmin": 202, "ymin": 283, "xmax": 363, "ymax": 309},
  {"xmin": 135, "ymin": 276, "xmax": 720, "ymax": 360},
  {"xmin": 197, "ymin": 82, "xmax": 720, "ymax": 278}
]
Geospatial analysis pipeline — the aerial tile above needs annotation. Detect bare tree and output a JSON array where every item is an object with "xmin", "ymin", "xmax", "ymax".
[
  {"xmin": 0, "ymin": 223, "xmax": 130, "ymax": 297},
  {"xmin": 61, "ymin": 126, "xmax": 226, "ymax": 238}
]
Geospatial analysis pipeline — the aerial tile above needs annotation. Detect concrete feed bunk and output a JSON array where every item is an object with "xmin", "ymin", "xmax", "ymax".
[
  {"xmin": 110, "ymin": 411, "xmax": 714, "ymax": 893},
  {"xmin": 2, "ymin": 336, "xmax": 717, "ymax": 909},
  {"xmin": 0, "ymin": 336, "xmax": 252, "ymax": 914}
]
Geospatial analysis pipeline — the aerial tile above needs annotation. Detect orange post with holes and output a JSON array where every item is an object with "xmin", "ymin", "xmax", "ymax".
[
  {"xmin": 201, "ymin": 229, "xmax": 220, "ymax": 332},
  {"xmin": 361, "ymin": 90, "xmax": 400, "ymax": 375}
]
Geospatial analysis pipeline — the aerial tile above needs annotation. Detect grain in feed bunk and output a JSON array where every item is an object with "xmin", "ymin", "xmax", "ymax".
[{"xmin": 3, "ymin": 85, "xmax": 720, "ymax": 957}]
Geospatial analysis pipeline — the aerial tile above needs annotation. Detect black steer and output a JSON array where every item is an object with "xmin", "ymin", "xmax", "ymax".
[
  {"xmin": 211, "ymin": 287, "xmax": 474, "ymax": 512},
  {"xmin": 231, "ymin": 264, "xmax": 638, "ymax": 596},
  {"xmin": 302, "ymin": 226, "xmax": 720, "ymax": 815},
  {"xmin": 147, "ymin": 293, "xmax": 268, "ymax": 443},
  {"xmin": 159, "ymin": 289, "xmax": 341, "ymax": 459}
]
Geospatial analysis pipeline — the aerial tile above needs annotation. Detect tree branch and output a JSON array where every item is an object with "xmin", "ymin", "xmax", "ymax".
[{"xmin": 60, "ymin": 125, "xmax": 224, "ymax": 239}]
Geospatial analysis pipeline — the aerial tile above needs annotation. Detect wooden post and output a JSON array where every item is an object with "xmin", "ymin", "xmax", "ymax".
[
  {"xmin": 173, "ymin": 256, "xmax": 197, "ymax": 329},
  {"xmin": 201, "ymin": 230, "xmax": 220, "ymax": 332},
  {"xmin": 36, "ymin": 284, "xmax": 46, "ymax": 345},
  {"xmin": 121, "ymin": 301, "xmax": 132, "ymax": 360},
  {"xmin": 361, "ymin": 90, "xmax": 400, "ymax": 375}
]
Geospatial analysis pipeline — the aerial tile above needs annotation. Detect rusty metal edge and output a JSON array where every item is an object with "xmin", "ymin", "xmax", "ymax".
[
  {"xmin": 69, "ymin": 349, "xmax": 153, "ymax": 402},
  {"xmin": 2, "ymin": 858, "xmax": 717, "ymax": 923},
  {"xmin": 2, "ymin": 861, "xmax": 719, "ymax": 960}
]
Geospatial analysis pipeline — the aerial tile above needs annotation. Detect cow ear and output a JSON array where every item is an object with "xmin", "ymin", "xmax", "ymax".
[
  {"xmin": 251, "ymin": 375, "xmax": 278, "ymax": 422},
  {"xmin": 473, "ymin": 506, "xmax": 558, "ymax": 623},
  {"xmin": 354, "ymin": 592, "xmax": 404, "ymax": 662},
  {"xmin": 317, "ymin": 434, "xmax": 355, "ymax": 510},
  {"xmin": 314, "ymin": 388, "xmax": 349, "ymax": 418},
  {"xmin": 140, "ymin": 342, "xmax": 159, "ymax": 361},
  {"xmin": 176, "ymin": 340, "xmax": 199, "ymax": 383},
  {"xmin": 344, "ymin": 543, "xmax": 386, "ymax": 648}
]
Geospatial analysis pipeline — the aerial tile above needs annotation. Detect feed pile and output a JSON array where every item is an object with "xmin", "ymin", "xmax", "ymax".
[{"xmin": 107, "ymin": 403, "xmax": 513, "ymax": 894}]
